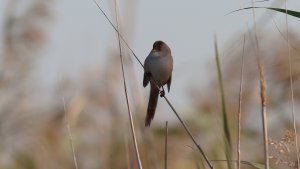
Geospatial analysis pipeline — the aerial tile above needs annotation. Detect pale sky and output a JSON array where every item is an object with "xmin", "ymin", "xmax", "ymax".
[
  {"xmin": 36, "ymin": 0, "xmax": 300, "ymax": 84},
  {"xmin": 1, "ymin": 0, "xmax": 300, "ymax": 113}
]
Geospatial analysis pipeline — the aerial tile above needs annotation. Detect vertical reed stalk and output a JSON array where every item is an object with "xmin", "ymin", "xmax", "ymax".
[
  {"xmin": 237, "ymin": 35, "xmax": 246, "ymax": 169},
  {"xmin": 164, "ymin": 121, "xmax": 168, "ymax": 169},
  {"xmin": 114, "ymin": 1, "xmax": 142, "ymax": 168},
  {"xmin": 259, "ymin": 63, "xmax": 269, "ymax": 169},
  {"xmin": 284, "ymin": 1, "xmax": 300, "ymax": 168},
  {"xmin": 251, "ymin": 1, "xmax": 269, "ymax": 168}
]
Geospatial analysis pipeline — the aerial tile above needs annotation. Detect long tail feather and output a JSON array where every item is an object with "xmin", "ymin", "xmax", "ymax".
[{"xmin": 145, "ymin": 84, "xmax": 159, "ymax": 126}]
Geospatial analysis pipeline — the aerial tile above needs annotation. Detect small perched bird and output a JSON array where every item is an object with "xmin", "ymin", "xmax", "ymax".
[{"xmin": 143, "ymin": 41, "xmax": 173, "ymax": 127}]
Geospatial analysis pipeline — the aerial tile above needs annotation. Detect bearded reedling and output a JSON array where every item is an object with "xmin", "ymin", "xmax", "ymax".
[{"xmin": 143, "ymin": 41, "xmax": 173, "ymax": 126}]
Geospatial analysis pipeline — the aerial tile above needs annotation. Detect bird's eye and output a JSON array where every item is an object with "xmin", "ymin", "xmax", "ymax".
[{"xmin": 153, "ymin": 42, "xmax": 158, "ymax": 49}]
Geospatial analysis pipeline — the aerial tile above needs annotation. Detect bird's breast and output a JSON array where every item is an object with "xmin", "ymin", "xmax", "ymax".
[{"xmin": 145, "ymin": 55, "xmax": 173, "ymax": 87}]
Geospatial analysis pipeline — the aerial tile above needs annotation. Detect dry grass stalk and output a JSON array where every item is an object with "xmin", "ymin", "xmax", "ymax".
[
  {"xmin": 284, "ymin": 1, "xmax": 300, "ymax": 168},
  {"xmin": 259, "ymin": 62, "xmax": 269, "ymax": 169},
  {"xmin": 237, "ymin": 35, "xmax": 246, "ymax": 169},
  {"xmin": 113, "ymin": 0, "xmax": 143, "ymax": 168},
  {"xmin": 251, "ymin": 1, "xmax": 269, "ymax": 169},
  {"xmin": 165, "ymin": 121, "xmax": 168, "ymax": 169}
]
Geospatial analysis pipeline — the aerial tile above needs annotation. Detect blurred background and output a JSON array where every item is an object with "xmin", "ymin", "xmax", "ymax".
[{"xmin": 0, "ymin": 0, "xmax": 300, "ymax": 169}]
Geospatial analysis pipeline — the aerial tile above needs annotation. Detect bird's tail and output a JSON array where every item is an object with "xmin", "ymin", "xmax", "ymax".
[{"xmin": 145, "ymin": 84, "xmax": 159, "ymax": 127}]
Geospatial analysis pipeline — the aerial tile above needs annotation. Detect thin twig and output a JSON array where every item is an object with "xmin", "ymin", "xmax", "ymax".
[
  {"xmin": 237, "ymin": 35, "xmax": 246, "ymax": 169},
  {"xmin": 164, "ymin": 121, "xmax": 168, "ymax": 169},
  {"xmin": 113, "ymin": 1, "xmax": 142, "ymax": 168},
  {"xmin": 284, "ymin": 1, "xmax": 300, "ymax": 168},
  {"xmin": 92, "ymin": 1, "xmax": 213, "ymax": 168},
  {"xmin": 251, "ymin": 1, "xmax": 269, "ymax": 169}
]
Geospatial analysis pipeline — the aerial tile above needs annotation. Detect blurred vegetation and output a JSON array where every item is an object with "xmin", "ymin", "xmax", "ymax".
[
  {"xmin": 190, "ymin": 30, "xmax": 300, "ymax": 169},
  {"xmin": 0, "ymin": 1, "xmax": 300, "ymax": 169}
]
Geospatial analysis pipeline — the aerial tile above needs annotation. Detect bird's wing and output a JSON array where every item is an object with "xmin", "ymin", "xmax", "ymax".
[{"xmin": 143, "ymin": 72, "xmax": 151, "ymax": 87}]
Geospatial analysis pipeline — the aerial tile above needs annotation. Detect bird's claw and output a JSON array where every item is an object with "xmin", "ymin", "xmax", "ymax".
[{"xmin": 160, "ymin": 90, "xmax": 165, "ymax": 97}]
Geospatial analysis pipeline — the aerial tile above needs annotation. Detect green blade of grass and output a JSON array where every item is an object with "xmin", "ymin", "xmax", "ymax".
[
  {"xmin": 214, "ymin": 36, "xmax": 231, "ymax": 148},
  {"xmin": 214, "ymin": 36, "xmax": 233, "ymax": 169},
  {"xmin": 229, "ymin": 7, "xmax": 300, "ymax": 18}
]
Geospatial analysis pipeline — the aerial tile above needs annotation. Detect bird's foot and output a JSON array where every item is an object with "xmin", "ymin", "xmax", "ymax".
[{"xmin": 160, "ymin": 89, "xmax": 165, "ymax": 97}]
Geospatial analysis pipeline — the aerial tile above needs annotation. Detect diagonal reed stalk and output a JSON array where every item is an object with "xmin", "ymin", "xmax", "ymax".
[
  {"xmin": 251, "ymin": 1, "xmax": 269, "ymax": 169},
  {"xmin": 93, "ymin": 0, "xmax": 143, "ymax": 68},
  {"xmin": 284, "ymin": 1, "xmax": 300, "ymax": 168},
  {"xmin": 92, "ymin": 1, "xmax": 214, "ymax": 168},
  {"xmin": 162, "ymin": 97, "xmax": 214, "ymax": 169},
  {"xmin": 237, "ymin": 35, "xmax": 246, "ymax": 169},
  {"xmin": 113, "ymin": 1, "xmax": 142, "ymax": 168}
]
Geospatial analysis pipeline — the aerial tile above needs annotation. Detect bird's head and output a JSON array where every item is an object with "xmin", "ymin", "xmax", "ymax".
[{"xmin": 152, "ymin": 40, "xmax": 171, "ymax": 55}]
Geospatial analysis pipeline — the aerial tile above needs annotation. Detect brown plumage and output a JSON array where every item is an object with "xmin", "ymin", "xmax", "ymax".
[
  {"xmin": 143, "ymin": 40, "xmax": 173, "ymax": 127},
  {"xmin": 145, "ymin": 83, "xmax": 160, "ymax": 126}
]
